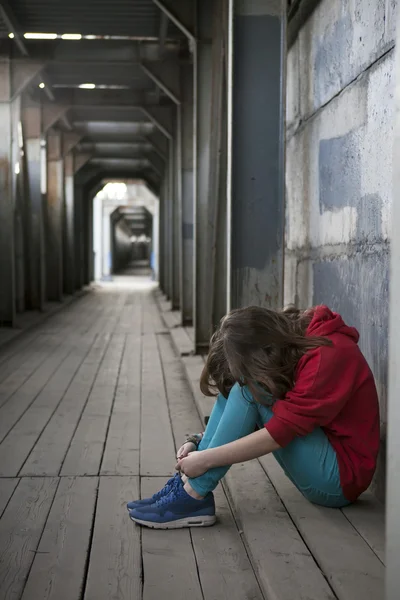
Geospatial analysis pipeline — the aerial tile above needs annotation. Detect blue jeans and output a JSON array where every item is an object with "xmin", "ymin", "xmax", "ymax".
[{"xmin": 189, "ymin": 383, "xmax": 350, "ymax": 508}]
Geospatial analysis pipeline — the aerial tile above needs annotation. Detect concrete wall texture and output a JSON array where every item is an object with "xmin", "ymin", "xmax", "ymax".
[{"xmin": 285, "ymin": 0, "xmax": 398, "ymax": 500}]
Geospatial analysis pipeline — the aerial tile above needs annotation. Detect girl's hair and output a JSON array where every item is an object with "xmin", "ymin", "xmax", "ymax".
[{"xmin": 200, "ymin": 306, "xmax": 332, "ymax": 401}]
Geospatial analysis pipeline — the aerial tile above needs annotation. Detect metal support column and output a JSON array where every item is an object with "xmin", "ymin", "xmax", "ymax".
[
  {"xmin": 193, "ymin": 0, "xmax": 214, "ymax": 350},
  {"xmin": 227, "ymin": 0, "xmax": 286, "ymax": 310},
  {"xmin": 46, "ymin": 129, "xmax": 64, "ymax": 301},
  {"xmin": 74, "ymin": 183, "xmax": 84, "ymax": 290},
  {"xmin": 63, "ymin": 153, "xmax": 75, "ymax": 294},
  {"xmin": 386, "ymin": 8, "xmax": 400, "ymax": 598},
  {"xmin": 0, "ymin": 88, "xmax": 15, "ymax": 324},
  {"xmin": 180, "ymin": 64, "xmax": 194, "ymax": 324},
  {"xmin": 22, "ymin": 99, "xmax": 46, "ymax": 310},
  {"xmin": 172, "ymin": 108, "xmax": 182, "ymax": 311}
]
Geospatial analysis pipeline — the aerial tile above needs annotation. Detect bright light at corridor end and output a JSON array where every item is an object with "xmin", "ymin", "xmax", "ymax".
[{"xmin": 79, "ymin": 83, "xmax": 96, "ymax": 89}]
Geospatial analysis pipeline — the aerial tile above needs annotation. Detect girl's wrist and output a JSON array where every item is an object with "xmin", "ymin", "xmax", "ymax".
[{"xmin": 185, "ymin": 433, "xmax": 203, "ymax": 449}]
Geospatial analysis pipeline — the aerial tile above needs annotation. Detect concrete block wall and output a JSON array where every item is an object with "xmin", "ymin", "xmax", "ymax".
[{"xmin": 285, "ymin": 0, "xmax": 398, "ymax": 500}]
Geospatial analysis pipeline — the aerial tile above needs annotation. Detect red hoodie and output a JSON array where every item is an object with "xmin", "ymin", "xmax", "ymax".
[{"xmin": 264, "ymin": 306, "xmax": 380, "ymax": 502}]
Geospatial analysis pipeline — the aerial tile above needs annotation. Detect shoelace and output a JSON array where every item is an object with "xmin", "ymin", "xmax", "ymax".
[
  {"xmin": 154, "ymin": 477, "xmax": 182, "ymax": 508},
  {"xmin": 153, "ymin": 474, "xmax": 177, "ymax": 501}
]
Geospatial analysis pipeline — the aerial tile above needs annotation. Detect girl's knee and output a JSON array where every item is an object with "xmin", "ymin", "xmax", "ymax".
[{"xmin": 228, "ymin": 382, "xmax": 256, "ymax": 404}]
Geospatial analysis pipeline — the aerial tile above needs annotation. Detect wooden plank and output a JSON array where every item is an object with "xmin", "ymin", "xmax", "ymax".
[
  {"xmin": 0, "ymin": 337, "xmax": 72, "ymax": 444},
  {"xmin": 0, "ymin": 335, "xmax": 55, "ymax": 406},
  {"xmin": 181, "ymin": 355, "xmax": 215, "ymax": 424},
  {"xmin": 157, "ymin": 334, "xmax": 263, "ymax": 600},
  {"xmin": 162, "ymin": 310, "xmax": 181, "ymax": 330},
  {"xmin": 342, "ymin": 492, "xmax": 385, "ymax": 565},
  {"xmin": 21, "ymin": 477, "xmax": 98, "ymax": 600},
  {"xmin": 20, "ymin": 333, "xmax": 111, "ymax": 476},
  {"xmin": 60, "ymin": 333, "xmax": 126, "ymax": 476},
  {"xmin": 170, "ymin": 327, "xmax": 194, "ymax": 356},
  {"xmin": 0, "ymin": 336, "xmax": 95, "ymax": 477},
  {"xmin": 84, "ymin": 476, "xmax": 141, "ymax": 600},
  {"xmin": 141, "ymin": 477, "xmax": 203, "ymax": 600},
  {"xmin": 192, "ymin": 487, "xmax": 264, "ymax": 600},
  {"xmin": 140, "ymin": 334, "xmax": 176, "ymax": 476},
  {"xmin": 100, "ymin": 334, "xmax": 141, "ymax": 475},
  {"xmin": 0, "ymin": 477, "xmax": 59, "ymax": 600},
  {"xmin": 0, "ymin": 478, "xmax": 19, "ymax": 517},
  {"xmin": 225, "ymin": 461, "xmax": 336, "ymax": 600},
  {"xmin": 142, "ymin": 290, "xmax": 166, "ymax": 335},
  {"xmin": 260, "ymin": 454, "xmax": 385, "ymax": 600}
]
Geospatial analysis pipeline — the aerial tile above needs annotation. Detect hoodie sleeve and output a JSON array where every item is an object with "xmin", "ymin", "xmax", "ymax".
[{"xmin": 265, "ymin": 344, "xmax": 354, "ymax": 447}]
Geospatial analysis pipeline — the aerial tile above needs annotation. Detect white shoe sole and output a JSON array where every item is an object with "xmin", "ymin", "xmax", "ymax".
[{"xmin": 130, "ymin": 514, "xmax": 217, "ymax": 529}]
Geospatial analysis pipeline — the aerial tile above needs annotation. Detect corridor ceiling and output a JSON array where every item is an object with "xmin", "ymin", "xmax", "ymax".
[{"xmin": 2, "ymin": 0, "xmax": 190, "ymax": 196}]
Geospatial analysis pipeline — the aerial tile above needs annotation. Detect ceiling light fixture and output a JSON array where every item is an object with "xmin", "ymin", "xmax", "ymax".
[
  {"xmin": 39, "ymin": 82, "xmax": 45, "ymax": 89},
  {"xmin": 61, "ymin": 33, "xmax": 82, "ymax": 40},
  {"xmin": 8, "ymin": 33, "xmax": 14, "ymax": 39},
  {"xmin": 24, "ymin": 32, "xmax": 57, "ymax": 40},
  {"xmin": 79, "ymin": 83, "xmax": 96, "ymax": 89}
]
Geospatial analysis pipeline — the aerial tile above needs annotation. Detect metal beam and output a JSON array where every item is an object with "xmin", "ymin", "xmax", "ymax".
[
  {"xmin": 141, "ymin": 106, "xmax": 173, "ymax": 139},
  {"xmin": 74, "ymin": 152, "xmax": 94, "ymax": 175},
  {"xmin": 141, "ymin": 62, "xmax": 180, "ymax": 105},
  {"xmin": 63, "ymin": 132, "xmax": 83, "ymax": 156},
  {"xmin": 152, "ymin": 0, "xmax": 196, "ymax": 43},
  {"xmin": 42, "ymin": 104, "xmax": 71, "ymax": 132},
  {"xmin": 386, "ymin": 8, "xmax": 400, "ymax": 599},
  {"xmin": 11, "ymin": 60, "xmax": 45, "ymax": 100},
  {"xmin": 158, "ymin": 12, "xmax": 169, "ymax": 59},
  {"xmin": 0, "ymin": 1, "xmax": 28, "ymax": 56},
  {"xmin": 46, "ymin": 129, "xmax": 64, "ymax": 301}
]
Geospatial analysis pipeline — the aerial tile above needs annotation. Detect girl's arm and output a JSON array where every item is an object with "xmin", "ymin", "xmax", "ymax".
[{"xmin": 202, "ymin": 428, "xmax": 280, "ymax": 469}]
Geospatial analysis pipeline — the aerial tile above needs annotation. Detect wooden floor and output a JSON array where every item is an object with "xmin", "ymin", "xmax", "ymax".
[{"xmin": 0, "ymin": 276, "xmax": 263, "ymax": 600}]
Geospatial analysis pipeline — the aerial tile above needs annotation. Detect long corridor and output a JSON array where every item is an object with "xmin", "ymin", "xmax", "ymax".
[{"xmin": 0, "ymin": 278, "xmax": 262, "ymax": 600}]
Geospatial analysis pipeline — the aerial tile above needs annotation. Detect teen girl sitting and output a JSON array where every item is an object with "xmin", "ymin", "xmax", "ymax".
[{"xmin": 128, "ymin": 305, "xmax": 380, "ymax": 529}]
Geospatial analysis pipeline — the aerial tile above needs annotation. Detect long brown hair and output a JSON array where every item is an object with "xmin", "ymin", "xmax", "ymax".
[{"xmin": 200, "ymin": 306, "xmax": 332, "ymax": 401}]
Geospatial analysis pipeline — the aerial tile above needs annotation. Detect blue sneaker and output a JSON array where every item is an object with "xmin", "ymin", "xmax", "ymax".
[
  {"xmin": 129, "ymin": 477, "xmax": 216, "ymax": 529},
  {"xmin": 126, "ymin": 473, "xmax": 180, "ymax": 511}
]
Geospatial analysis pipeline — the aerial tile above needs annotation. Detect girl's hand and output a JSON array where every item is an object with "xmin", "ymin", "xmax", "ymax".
[
  {"xmin": 176, "ymin": 451, "xmax": 209, "ymax": 478},
  {"xmin": 176, "ymin": 441, "xmax": 196, "ymax": 460}
]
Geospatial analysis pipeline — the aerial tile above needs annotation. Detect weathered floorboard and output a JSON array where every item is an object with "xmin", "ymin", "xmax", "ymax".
[
  {"xmin": 0, "ymin": 478, "xmax": 19, "ymax": 517},
  {"xmin": 21, "ymin": 477, "xmax": 98, "ymax": 600},
  {"xmin": 0, "ymin": 477, "xmax": 59, "ymax": 600},
  {"xmin": 141, "ymin": 477, "xmax": 203, "ymax": 600},
  {"xmin": 20, "ymin": 333, "xmax": 111, "ymax": 476},
  {"xmin": 101, "ymin": 334, "xmax": 141, "ymax": 476},
  {"xmin": 84, "ymin": 476, "xmax": 141, "ymax": 600},
  {"xmin": 140, "ymin": 334, "xmax": 175, "ymax": 476}
]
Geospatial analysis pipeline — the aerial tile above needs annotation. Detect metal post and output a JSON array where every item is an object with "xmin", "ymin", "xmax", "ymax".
[
  {"xmin": 46, "ymin": 129, "xmax": 64, "ymax": 301},
  {"xmin": 193, "ymin": 0, "xmax": 214, "ymax": 351},
  {"xmin": 172, "ymin": 107, "xmax": 182, "ymax": 311},
  {"xmin": 386, "ymin": 9, "xmax": 400, "ymax": 597},
  {"xmin": 74, "ymin": 183, "xmax": 84, "ymax": 289},
  {"xmin": 22, "ymin": 101, "xmax": 46, "ymax": 310},
  {"xmin": 0, "ymin": 69, "xmax": 15, "ymax": 325},
  {"xmin": 228, "ymin": 0, "xmax": 286, "ymax": 310},
  {"xmin": 63, "ymin": 153, "xmax": 75, "ymax": 294},
  {"xmin": 181, "ymin": 64, "xmax": 194, "ymax": 324}
]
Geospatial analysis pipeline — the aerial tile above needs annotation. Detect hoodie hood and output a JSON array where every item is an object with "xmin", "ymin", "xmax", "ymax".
[{"xmin": 306, "ymin": 305, "xmax": 359, "ymax": 344}]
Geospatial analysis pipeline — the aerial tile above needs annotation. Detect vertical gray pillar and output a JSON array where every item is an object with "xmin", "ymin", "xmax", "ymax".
[
  {"xmin": 22, "ymin": 101, "xmax": 46, "ymax": 310},
  {"xmin": 82, "ymin": 191, "xmax": 90, "ymax": 285},
  {"xmin": 194, "ymin": 0, "xmax": 214, "ymax": 350},
  {"xmin": 0, "ymin": 68, "xmax": 15, "ymax": 325},
  {"xmin": 228, "ymin": 0, "xmax": 286, "ymax": 310},
  {"xmin": 74, "ymin": 183, "xmax": 84, "ymax": 290},
  {"xmin": 181, "ymin": 64, "xmax": 194, "ymax": 324},
  {"xmin": 386, "ymin": 8, "xmax": 400, "ymax": 599},
  {"xmin": 63, "ymin": 153, "xmax": 75, "ymax": 294},
  {"xmin": 172, "ymin": 109, "xmax": 182, "ymax": 311},
  {"xmin": 46, "ymin": 129, "xmax": 64, "ymax": 301}
]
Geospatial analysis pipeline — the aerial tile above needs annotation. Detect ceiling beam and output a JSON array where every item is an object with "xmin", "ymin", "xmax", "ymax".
[
  {"xmin": 158, "ymin": 12, "xmax": 169, "ymax": 60},
  {"xmin": 0, "ymin": 1, "xmax": 28, "ymax": 56},
  {"xmin": 152, "ymin": 0, "xmax": 195, "ymax": 43}
]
